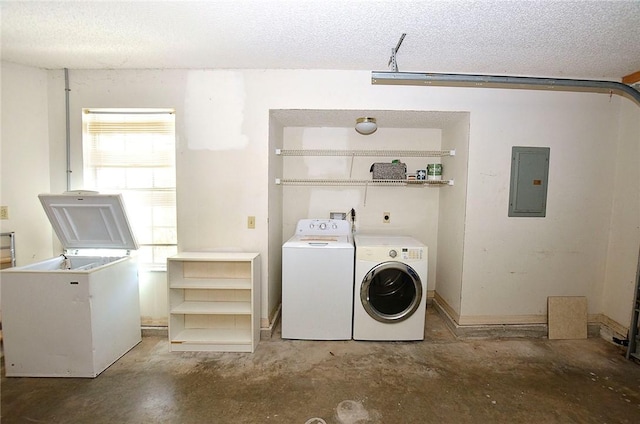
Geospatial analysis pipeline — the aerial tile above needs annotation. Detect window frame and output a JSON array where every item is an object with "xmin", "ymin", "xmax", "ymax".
[{"xmin": 81, "ymin": 108, "xmax": 177, "ymax": 271}]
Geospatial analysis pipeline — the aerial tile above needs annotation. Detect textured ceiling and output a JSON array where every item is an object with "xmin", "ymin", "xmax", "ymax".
[{"xmin": 2, "ymin": 0, "xmax": 640, "ymax": 81}]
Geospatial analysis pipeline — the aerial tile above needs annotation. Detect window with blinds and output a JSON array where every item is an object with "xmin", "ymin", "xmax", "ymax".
[{"xmin": 82, "ymin": 108, "xmax": 177, "ymax": 270}]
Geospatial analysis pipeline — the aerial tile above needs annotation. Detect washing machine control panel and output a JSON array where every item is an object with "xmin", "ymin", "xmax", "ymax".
[
  {"xmin": 389, "ymin": 249, "xmax": 397, "ymax": 258},
  {"xmin": 296, "ymin": 219, "xmax": 351, "ymax": 236}
]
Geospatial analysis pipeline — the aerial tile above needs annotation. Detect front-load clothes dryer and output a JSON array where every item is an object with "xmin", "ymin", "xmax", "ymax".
[
  {"xmin": 282, "ymin": 219, "xmax": 354, "ymax": 340},
  {"xmin": 353, "ymin": 234, "xmax": 427, "ymax": 341}
]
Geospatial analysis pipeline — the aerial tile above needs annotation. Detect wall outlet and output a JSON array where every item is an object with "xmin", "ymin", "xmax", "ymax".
[
  {"xmin": 0, "ymin": 206, "xmax": 8, "ymax": 220},
  {"xmin": 247, "ymin": 216, "xmax": 256, "ymax": 229},
  {"xmin": 383, "ymin": 212, "xmax": 390, "ymax": 223}
]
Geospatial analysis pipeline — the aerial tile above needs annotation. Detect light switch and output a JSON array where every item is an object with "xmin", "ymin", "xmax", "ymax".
[
  {"xmin": 247, "ymin": 216, "xmax": 255, "ymax": 229},
  {"xmin": 0, "ymin": 206, "xmax": 8, "ymax": 220}
]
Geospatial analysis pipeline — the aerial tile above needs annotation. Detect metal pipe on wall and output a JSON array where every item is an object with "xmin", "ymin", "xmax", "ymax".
[
  {"xmin": 371, "ymin": 71, "xmax": 640, "ymax": 105},
  {"xmin": 64, "ymin": 68, "xmax": 71, "ymax": 191}
]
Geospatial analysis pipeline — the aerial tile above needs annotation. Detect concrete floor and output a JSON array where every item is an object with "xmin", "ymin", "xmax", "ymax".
[{"xmin": 2, "ymin": 307, "xmax": 640, "ymax": 424}]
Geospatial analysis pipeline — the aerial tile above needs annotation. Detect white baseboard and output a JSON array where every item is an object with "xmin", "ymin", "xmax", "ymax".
[{"xmin": 432, "ymin": 293, "xmax": 627, "ymax": 341}]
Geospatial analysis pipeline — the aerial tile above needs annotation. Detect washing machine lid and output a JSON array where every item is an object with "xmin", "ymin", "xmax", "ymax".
[
  {"xmin": 284, "ymin": 234, "xmax": 353, "ymax": 248},
  {"xmin": 39, "ymin": 191, "xmax": 139, "ymax": 250}
]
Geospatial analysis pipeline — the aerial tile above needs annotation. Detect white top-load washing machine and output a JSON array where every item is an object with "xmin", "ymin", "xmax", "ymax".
[
  {"xmin": 282, "ymin": 219, "xmax": 354, "ymax": 340},
  {"xmin": 353, "ymin": 234, "xmax": 428, "ymax": 341}
]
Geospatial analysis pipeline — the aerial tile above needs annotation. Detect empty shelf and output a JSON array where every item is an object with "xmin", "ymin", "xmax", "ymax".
[{"xmin": 170, "ymin": 301, "xmax": 252, "ymax": 315}]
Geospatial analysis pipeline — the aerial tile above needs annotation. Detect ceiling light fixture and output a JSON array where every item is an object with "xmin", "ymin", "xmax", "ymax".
[{"xmin": 355, "ymin": 117, "xmax": 377, "ymax": 135}]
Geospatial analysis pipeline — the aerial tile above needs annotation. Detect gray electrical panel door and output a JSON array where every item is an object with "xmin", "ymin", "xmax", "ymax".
[{"xmin": 508, "ymin": 147, "xmax": 550, "ymax": 217}]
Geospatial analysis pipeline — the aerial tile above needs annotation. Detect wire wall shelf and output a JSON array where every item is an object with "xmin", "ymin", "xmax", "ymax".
[
  {"xmin": 275, "ymin": 178, "xmax": 453, "ymax": 186},
  {"xmin": 275, "ymin": 149, "xmax": 455, "ymax": 157}
]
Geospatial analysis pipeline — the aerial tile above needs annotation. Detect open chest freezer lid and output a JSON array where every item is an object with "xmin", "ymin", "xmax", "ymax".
[{"xmin": 39, "ymin": 191, "xmax": 139, "ymax": 251}]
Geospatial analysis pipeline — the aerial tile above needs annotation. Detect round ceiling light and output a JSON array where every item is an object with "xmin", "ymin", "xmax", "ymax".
[{"xmin": 355, "ymin": 117, "xmax": 377, "ymax": 135}]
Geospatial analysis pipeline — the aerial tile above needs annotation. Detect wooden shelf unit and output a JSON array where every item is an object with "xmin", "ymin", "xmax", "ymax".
[
  {"xmin": 1, "ymin": 232, "xmax": 16, "ymax": 269},
  {"xmin": 167, "ymin": 252, "xmax": 260, "ymax": 353}
]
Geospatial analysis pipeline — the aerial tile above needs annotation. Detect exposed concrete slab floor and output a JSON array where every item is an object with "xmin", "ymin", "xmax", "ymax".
[{"xmin": 2, "ymin": 308, "xmax": 640, "ymax": 423}]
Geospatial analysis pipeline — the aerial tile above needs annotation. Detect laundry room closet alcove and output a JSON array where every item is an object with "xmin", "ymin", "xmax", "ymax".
[{"xmin": 268, "ymin": 109, "xmax": 470, "ymax": 325}]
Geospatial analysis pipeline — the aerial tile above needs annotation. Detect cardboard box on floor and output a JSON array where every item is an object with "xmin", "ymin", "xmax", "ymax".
[{"xmin": 548, "ymin": 296, "xmax": 588, "ymax": 339}]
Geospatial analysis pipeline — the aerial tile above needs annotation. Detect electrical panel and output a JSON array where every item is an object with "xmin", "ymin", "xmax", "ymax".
[{"xmin": 508, "ymin": 147, "xmax": 550, "ymax": 217}]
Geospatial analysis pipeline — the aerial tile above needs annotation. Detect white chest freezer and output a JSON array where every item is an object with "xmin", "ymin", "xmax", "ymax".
[{"xmin": 0, "ymin": 192, "xmax": 142, "ymax": 378}]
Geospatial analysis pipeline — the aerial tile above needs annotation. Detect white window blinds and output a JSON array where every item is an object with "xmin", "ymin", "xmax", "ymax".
[{"xmin": 82, "ymin": 109, "xmax": 177, "ymax": 270}]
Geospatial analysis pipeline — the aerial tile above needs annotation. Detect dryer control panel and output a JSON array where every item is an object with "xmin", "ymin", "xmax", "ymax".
[
  {"xmin": 387, "ymin": 248, "xmax": 423, "ymax": 260},
  {"xmin": 358, "ymin": 246, "xmax": 425, "ymax": 262},
  {"xmin": 400, "ymin": 248, "xmax": 423, "ymax": 260}
]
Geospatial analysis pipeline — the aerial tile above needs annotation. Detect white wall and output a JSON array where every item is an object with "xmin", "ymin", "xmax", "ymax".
[
  {"xmin": 0, "ymin": 63, "xmax": 53, "ymax": 268},
  {"xmin": 602, "ymin": 97, "xmax": 640, "ymax": 333},
  {"xmin": 3, "ymin": 65, "xmax": 637, "ymax": 331},
  {"xmin": 436, "ymin": 116, "xmax": 470, "ymax": 319},
  {"xmin": 46, "ymin": 69, "xmax": 272, "ymax": 324},
  {"xmin": 280, "ymin": 127, "xmax": 443, "ymax": 291},
  {"xmin": 459, "ymin": 90, "xmax": 626, "ymax": 324},
  {"xmin": 267, "ymin": 114, "xmax": 284, "ymax": 325},
  {"xmin": 139, "ymin": 270, "xmax": 169, "ymax": 326}
]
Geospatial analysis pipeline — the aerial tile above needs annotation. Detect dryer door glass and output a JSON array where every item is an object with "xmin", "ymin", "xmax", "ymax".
[{"xmin": 360, "ymin": 261, "xmax": 423, "ymax": 323}]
